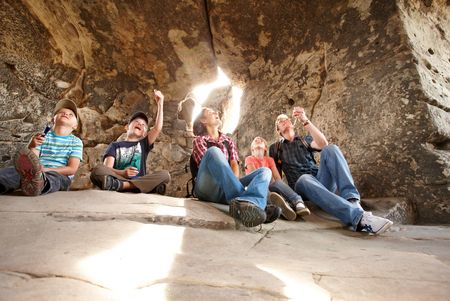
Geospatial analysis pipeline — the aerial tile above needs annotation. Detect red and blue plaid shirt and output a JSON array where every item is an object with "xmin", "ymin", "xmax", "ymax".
[{"xmin": 192, "ymin": 132, "xmax": 239, "ymax": 165}]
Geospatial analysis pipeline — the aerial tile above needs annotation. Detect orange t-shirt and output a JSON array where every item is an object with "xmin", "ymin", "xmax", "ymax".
[{"xmin": 244, "ymin": 155, "xmax": 276, "ymax": 175}]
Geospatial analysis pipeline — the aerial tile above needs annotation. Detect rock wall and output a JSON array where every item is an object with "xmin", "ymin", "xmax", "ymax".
[{"xmin": 0, "ymin": 0, "xmax": 448, "ymax": 223}]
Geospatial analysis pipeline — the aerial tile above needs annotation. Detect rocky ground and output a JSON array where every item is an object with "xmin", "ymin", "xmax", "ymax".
[{"xmin": 0, "ymin": 191, "xmax": 449, "ymax": 301}]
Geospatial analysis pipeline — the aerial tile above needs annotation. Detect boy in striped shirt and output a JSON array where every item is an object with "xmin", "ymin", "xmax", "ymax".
[{"xmin": 0, "ymin": 98, "xmax": 83, "ymax": 196}]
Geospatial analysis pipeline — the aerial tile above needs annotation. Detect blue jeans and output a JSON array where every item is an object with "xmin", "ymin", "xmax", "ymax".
[
  {"xmin": 0, "ymin": 166, "xmax": 71, "ymax": 195},
  {"xmin": 194, "ymin": 147, "xmax": 270, "ymax": 209},
  {"xmin": 294, "ymin": 145, "xmax": 364, "ymax": 228},
  {"xmin": 269, "ymin": 179, "xmax": 304, "ymax": 206}
]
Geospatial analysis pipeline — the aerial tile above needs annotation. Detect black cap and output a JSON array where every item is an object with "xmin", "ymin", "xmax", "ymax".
[{"xmin": 129, "ymin": 111, "xmax": 148, "ymax": 125}]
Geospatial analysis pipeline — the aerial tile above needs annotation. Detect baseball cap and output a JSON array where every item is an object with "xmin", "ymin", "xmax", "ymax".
[
  {"xmin": 54, "ymin": 98, "xmax": 78, "ymax": 119},
  {"xmin": 129, "ymin": 111, "xmax": 149, "ymax": 125}
]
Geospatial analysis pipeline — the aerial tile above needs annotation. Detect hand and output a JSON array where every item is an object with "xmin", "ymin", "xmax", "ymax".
[
  {"xmin": 28, "ymin": 133, "xmax": 46, "ymax": 149},
  {"xmin": 124, "ymin": 167, "xmax": 139, "ymax": 178},
  {"xmin": 293, "ymin": 107, "xmax": 308, "ymax": 123},
  {"xmin": 153, "ymin": 89, "xmax": 164, "ymax": 105}
]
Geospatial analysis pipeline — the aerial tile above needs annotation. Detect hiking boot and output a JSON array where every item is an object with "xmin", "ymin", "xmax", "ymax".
[
  {"xmin": 295, "ymin": 202, "xmax": 311, "ymax": 217},
  {"xmin": 269, "ymin": 192, "xmax": 296, "ymax": 221},
  {"xmin": 358, "ymin": 212, "xmax": 393, "ymax": 235},
  {"xmin": 152, "ymin": 183, "xmax": 166, "ymax": 195},
  {"xmin": 101, "ymin": 175, "xmax": 122, "ymax": 191},
  {"xmin": 229, "ymin": 199, "xmax": 266, "ymax": 227},
  {"xmin": 264, "ymin": 204, "xmax": 282, "ymax": 224},
  {"xmin": 14, "ymin": 148, "xmax": 44, "ymax": 196}
]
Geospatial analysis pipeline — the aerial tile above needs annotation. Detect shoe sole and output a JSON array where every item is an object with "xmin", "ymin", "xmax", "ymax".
[
  {"xmin": 374, "ymin": 220, "xmax": 393, "ymax": 235},
  {"xmin": 100, "ymin": 175, "xmax": 109, "ymax": 190},
  {"xmin": 15, "ymin": 149, "xmax": 43, "ymax": 196},
  {"xmin": 229, "ymin": 200, "xmax": 266, "ymax": 227},
  {"xmin": 269, "ymin": 192, "xmax": 296, "ymax": 221},
  {"xmin": 296, "ymin": 207, "xmax": 311, "ymax": 217}
]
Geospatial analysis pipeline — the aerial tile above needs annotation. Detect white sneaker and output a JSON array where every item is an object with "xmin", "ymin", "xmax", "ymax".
[
  {"xmin": 359, "ymin": 212, "xmax": 393, "ymax": 235},
  {"xmin": 295, "ymin": 202, "xmax": 311, "ymax": 216}
]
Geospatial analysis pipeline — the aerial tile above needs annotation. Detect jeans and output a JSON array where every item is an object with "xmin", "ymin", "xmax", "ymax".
[
  {"xmin": 294, "ymin": 145, "xmax": 364, "ymax": 228},
  {"xmin": 194, "ymin": 147, "xmax": 270, "ymax": 209},
  {"xmin": 0, "ymin": 166, "xmax": 71, "ymax": 195},
  {"xmin": 269, "ymin": 179, "xmax": 304, "ymax": 206}
]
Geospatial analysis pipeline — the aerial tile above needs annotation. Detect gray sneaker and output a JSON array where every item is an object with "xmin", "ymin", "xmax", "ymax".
[
  {"xmin": 269, "ymin": 192, "xmax": 296, "ymax": 221},
  {"xmin": 359, "ymin": 212, "xmax": 393, "ymax": 235}
]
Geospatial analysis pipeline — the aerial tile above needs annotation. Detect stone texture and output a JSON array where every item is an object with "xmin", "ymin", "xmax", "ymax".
[
  {"xmin": 0, "ymin": 191, "xmax": 450, "ymax": 300},
  {"xmin": 0, "ymin": 0, "xmax": 449, "ymax": 222}
]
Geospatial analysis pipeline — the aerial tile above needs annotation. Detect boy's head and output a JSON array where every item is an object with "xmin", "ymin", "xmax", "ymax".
[
  {"xmin": 53, "ymin": 98, "xmax": 79, "ymax": 131},
  {"xmin": 251, "ymin": 136, "xmax": 268, "ymax": 158},
  {"xmin": 126, "ymin": 111, "xmax": 149, "ymax": 140}
]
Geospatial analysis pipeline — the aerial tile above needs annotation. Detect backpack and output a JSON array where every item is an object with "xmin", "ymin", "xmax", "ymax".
[{"xmin": 185, "ymin": 140, "xmax": 232, "ymax": 197}]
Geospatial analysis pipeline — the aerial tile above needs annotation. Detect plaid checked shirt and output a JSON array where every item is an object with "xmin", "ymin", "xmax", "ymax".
[{"xmin": 192, "ymin": 132, "xmax": 239, "ymax": 165}]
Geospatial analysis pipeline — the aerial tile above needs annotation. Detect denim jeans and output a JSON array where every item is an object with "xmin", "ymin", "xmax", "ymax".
[
  {"xmin": 294, "ymin": 145, "xmax": 364, "ymax": 228},
  {"xmin": 194, "ymin": 147, "xmax": 270, "ymax": 209},
  {"xmin": 0, "ymin": 166, "xmax": 71, "ymax": 195},
  {"xmin": 269, "ymin": 179, "xmax": 304, "ymax": 206}
]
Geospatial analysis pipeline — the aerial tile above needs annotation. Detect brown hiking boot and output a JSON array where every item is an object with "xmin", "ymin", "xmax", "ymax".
[{"xmin": 14, "ymin": 148, "xmax": 44, "ymax": 196}]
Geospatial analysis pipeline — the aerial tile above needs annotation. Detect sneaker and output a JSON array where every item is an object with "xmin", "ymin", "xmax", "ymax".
[
  {"xmin": 101, "ymin": 175, "xmax": 122, "ymax": 191},
  {"xmin": 229, "ymin": 199, "xmax": 267, "ymax": 227},
  {"xmin": 269, "ymin": 192, "xmax": 296, "ymax": 221},
  {"xmin": 295, "ymin": 202, "xmax": 311, "ymax": 217},
  {"xmin": 264, "ymin": 204, "xmax": 282, "ymax": 224},
  {"xmin": 152, "ymin": 183, "xmax": 166, "ymax": 195},
  {"xmin": 14, "ymin": 149, "xmax": 44, "ymax": 196},
  {"xmin": 358, "ymin": 212, "xmax": 393, "ymax": 235}
]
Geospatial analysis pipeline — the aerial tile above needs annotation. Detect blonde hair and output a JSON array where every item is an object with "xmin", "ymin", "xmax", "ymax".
[{"xmin": 250, "ymin": 136, "xmax": 268, "ymax": 156}]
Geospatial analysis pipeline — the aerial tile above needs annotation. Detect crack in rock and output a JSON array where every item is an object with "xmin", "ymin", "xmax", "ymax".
[{"xmin": 0, "ymin": 270, "xmax": 109, "ymax": 290}]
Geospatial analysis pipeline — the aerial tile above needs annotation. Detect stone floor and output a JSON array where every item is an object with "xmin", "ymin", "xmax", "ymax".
[{"xmin": 0, "ymin": 191, "xmax": 449, "ymax": 301}]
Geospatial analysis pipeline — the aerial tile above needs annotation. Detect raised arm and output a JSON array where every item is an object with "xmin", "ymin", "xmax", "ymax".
[
  {"xmin": 294, "ymin": 107, "xmax": 328, "ymax": 150},
  {"xmin": 147, "ymin": 90, "xmax": 164, "ymax": 145}
]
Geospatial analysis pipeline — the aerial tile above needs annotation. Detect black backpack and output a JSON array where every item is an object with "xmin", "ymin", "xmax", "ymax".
[{"xmin": 185, "ymin": 140, "xmax": 232, "ymax": 197}]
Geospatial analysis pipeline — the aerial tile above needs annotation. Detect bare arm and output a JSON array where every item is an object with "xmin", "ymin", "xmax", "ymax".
[
  {"xmin": 230, "ymin": 160, "xmax": 240, "ymax": 178},
  {"xmin": 270, "ymin": 164, "xmax": 282, "ymax": 181},
  {"xmin": 294, "ymin": 107, "xmax": 328, "ymax": 150},
  {"xmin": 305, "ymin": 122, "xmax": 328, "ymax": 150},
  {"xmin": 103, "ymin": 156, "xmax": 138, "ymax": 178},
  {"xmin": 246, "ymin": 163, "xmax": 257, "ymax": 174},
  {"xmin": 147, "ymin": 90, "xmax": 164, "ymax": 145},
  {"xmin": 42, "ymin": 157, "xmax": 80, "ymax": 176},
  {"xmin": 28, "ymin": 133, "xmax": 45, "ymax": 157}
]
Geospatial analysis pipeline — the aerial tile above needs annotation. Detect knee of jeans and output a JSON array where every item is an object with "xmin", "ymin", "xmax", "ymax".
[
  {"xmin": 259, "ymin": 167, "xmax": 272, "ymax": 181},
  {"xmin": 205, "ymin": 146, "xmax": 222, "ymax": 157},
  {"xmin": 295, "ymin": 174, "xmax": 315, "ymax": 190},
  {"xmin": 322, "ymin": 144, "xmax": 340, "ymax": 156}
]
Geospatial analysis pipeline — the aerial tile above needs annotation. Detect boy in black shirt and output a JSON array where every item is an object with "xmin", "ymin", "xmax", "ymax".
[{"xmin": 90, "ymin": 90, "xmax": 170, "ymax": 194}]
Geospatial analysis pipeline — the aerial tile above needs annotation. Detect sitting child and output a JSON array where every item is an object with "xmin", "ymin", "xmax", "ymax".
[
  {"xmin": 90, "ymin": 90, "xmax": 170, "ymax": 194},
  {"xmin": 245, "ymin": 137, "xmax": 310, "ymax": 221},
  {"xmin": 0, "ymin": 98, "xmax": 83, "ymax": 196}
]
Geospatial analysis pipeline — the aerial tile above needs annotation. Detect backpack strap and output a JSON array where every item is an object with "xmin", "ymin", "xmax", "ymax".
[{"xmin": 270, "ymin": 141, "xmax": 283, "ymax": 176}]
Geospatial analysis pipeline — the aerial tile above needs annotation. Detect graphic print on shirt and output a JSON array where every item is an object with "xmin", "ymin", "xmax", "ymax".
[{"xmin": 114, "ymin": 143, "xmax": 141, "ymax": 171}]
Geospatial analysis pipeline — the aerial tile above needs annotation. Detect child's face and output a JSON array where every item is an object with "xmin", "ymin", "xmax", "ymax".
[
  {"xmin": 127, "ymin": 118, "xmax": 148, "ymax": 139},
  {"xmin": 53, "ymin": 108, "xmax": 78, "ymax": 130},
  {"xmin": 251, "ymin": 137, "xmax": 266, "ymax": 157}
]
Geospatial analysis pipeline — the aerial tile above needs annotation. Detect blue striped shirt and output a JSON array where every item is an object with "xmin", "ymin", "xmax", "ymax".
[{"xmin": 36, "ymin": 130, "xmax": 83, "ymax": 168}]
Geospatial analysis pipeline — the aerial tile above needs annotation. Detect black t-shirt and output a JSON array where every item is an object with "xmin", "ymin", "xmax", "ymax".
[{"xmin": 103, "ymin": 138, "xmax": 153, "ymax": 177}]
